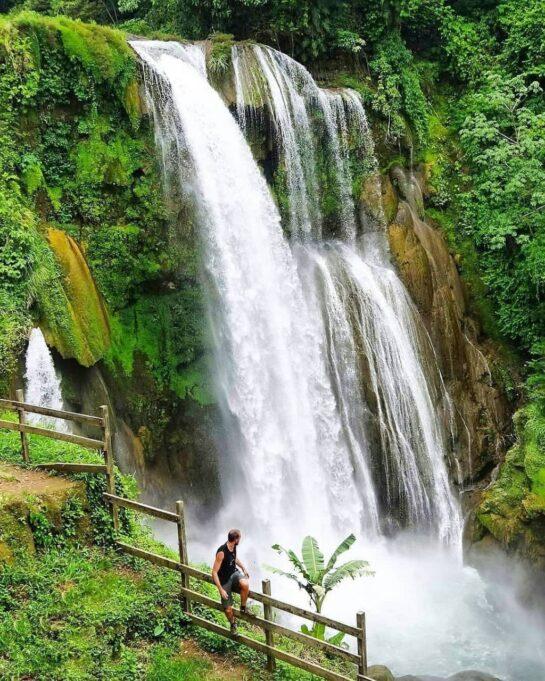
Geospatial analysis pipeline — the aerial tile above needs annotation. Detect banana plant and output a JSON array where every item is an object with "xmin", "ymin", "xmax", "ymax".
[{"xmin": 266, "ymin": 534, "xmax": 373, "ymax": 643}]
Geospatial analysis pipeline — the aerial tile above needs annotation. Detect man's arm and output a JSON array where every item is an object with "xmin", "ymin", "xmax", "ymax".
[
  {"xmin": 236, "ymin": 556, "xmax": 250, "ymax": 578},
  {"xmin": 212, "ymin": 552, "xmax": 228, "ymax": 600}
]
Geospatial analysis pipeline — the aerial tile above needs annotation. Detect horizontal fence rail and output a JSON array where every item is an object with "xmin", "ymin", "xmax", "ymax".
[
  {"xmin": 0, "ymin": 419, "xmax": 104, "ymax": 450},
  {"xmin": 186, "ymin": 612, "xmax": 359, "ymax": 681},
  {"xmin": 103, "ymin": 493, "xmax": 179, "ymax": 522},
  {"xmin": 177, "ymin": 583, "xmax": 360, "ymax": 664},
  {"xmin": 0, "ymin": 398, "xmax": 105, "ymax": 426},
  {"xmin": 34, "ymin": 462, "xmax": 108, "ymax": 474}
]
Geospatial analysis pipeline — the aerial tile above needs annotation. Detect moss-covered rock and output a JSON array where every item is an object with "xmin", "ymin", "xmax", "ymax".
[
  {"xmin": 386, "ymin": 165, "xmax": 513, "ymax": 489},
  {"xmin": 0, "ymin": 462, "xmax": 89, "ymax": 562},
  {"xmin": 367, "ymin": 665, "xmax": 395, "ymax": 681},
  {"xmin": 476, "ymin": 403, "xmax": 545, "ymax": 569},
  {"xmin": 40, "ymin": 228, "xmax": 110, "ymax": 366},
  {"xmin": 359, "ymin": 172, "xmax": 386, "ymax": 232}
]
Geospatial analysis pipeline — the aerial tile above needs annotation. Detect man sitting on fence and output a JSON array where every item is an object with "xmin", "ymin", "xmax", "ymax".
[{"xmin": 212, "ymin": 529, "xmax": 250, "ymax": 634}]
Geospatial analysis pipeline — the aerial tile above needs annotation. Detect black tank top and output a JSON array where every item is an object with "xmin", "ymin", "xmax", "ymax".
[{"xmin": 217, "ymin": 542, "xmax": 237, "ymax": 585}]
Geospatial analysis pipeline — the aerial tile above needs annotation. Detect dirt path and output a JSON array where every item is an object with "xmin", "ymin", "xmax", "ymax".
[
  {"xmin": 179, "ymin": 639, "xmax": 258, "ymax": 680},
  {"xmin": 0, "ymin": 462, "xmax": 79, "ymax": 496}
]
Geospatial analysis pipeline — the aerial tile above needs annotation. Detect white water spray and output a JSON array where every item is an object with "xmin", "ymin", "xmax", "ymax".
[{"xmin": 232, "ymin": 43, "xmax": 461, "ymax": 544}]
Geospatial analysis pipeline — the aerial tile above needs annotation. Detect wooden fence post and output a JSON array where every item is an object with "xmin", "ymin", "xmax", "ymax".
[
  {"xmin": 100, "ymin": 405, "xmax": 119, "ymax": 532},
  {"xmin": 357, "ymin": 611, "xmax": 367, "ymax": 679},
  {"xmin": 262, "ymin": 579, "xmax": 276, "ymax": 672},
  {"xmin": 176, "ymin": 500, "xmax": 191, "ymax": 613},
  {"xmin": 15, "ymin": 389, "xmax": 29, "ymax": 464}
]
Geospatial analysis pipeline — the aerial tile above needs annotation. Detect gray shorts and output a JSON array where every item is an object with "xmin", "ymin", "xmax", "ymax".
[{"xmin": 221, "ymin": 570, "xmax": 244, "ymax": 608}]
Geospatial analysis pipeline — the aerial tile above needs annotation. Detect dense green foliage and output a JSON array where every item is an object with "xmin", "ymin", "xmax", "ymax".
[
  {"xmin": 7, "ymin": 1, "xmax": 543, "ymax": 372},
  {"xmin": 0, "ymin": 12, "xmax": 208, "ymax": 408}
]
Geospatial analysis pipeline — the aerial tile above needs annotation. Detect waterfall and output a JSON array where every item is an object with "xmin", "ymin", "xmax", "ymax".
[
  {"xmin": 132, "ymin": 39, "xmax": 462, "ymax": 546},
  {"xmin": 24, "ymin": 328, "xmax": 69, "ymax": 432},
  {"xmin": 232, "ymin": 43, "xmax": 461, "ymax": 544}
]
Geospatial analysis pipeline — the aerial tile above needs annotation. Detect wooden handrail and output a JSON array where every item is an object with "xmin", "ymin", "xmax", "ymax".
[
  {"xmin": 0, "ymin": 399, "xmax": 104, "ymax": 426},
  {"xmin": 34, "ymin": 462, "xmax": 108, "ymax": 474},
  {"xmin": 1, "ymin": 396, "xmax": 118, "ymax": 539},
  {"xmin": 176, "ymin": 559, "xmax": 360, "ymax": 637},
  {"xmin": 104, "ymin": 493, "xmax": 179, "ymax": 522},
  {"xmin": 0, "ymin": 419, "xmax": 104, "ymax": 450},
  {"xmin": 187, "ymin": 613, "xmax": 372, "ymax": 681},
  {"xmin": 116, "ymin": 541, "xmax": 180, "ymax": 569},
  {"xmin": 0, "ymin": 390, "xmax": 371, "ymax": 681}
]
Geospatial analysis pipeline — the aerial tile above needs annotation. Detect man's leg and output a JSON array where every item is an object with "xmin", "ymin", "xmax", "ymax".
[
  {"xmin": 224, "ymin": 605, "xmax": 235, "ymax": 624},
  {"xmin": 239, "ymin": 578, "xmax": 249, "ymax": 611},
  {"xmin": 222, "ymin": 578, "xmax": 237, "ymax": 633}
]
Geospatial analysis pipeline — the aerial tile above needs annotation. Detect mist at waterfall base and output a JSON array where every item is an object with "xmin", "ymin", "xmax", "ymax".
[{"xmin": 132, "ymin": 40, "xmax": 545, "ymax": 680}]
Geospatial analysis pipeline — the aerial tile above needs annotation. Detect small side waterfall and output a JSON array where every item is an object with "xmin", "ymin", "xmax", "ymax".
[
  {"xmin": 132, "ymin": 39, "xmax": 462, "ymax": 545},
  {"xmin": 24, "ymin": 328, "xmax": 69, "ymax": 432}
]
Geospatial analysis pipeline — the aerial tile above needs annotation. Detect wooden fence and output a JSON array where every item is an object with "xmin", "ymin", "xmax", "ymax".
[
  {"xmin": 0, "ymin": 391, "xmax": 119, "ymax": 530},
  {"xmin": 0, "ymin": 393, "xmax": 374, "ymax": 681}
]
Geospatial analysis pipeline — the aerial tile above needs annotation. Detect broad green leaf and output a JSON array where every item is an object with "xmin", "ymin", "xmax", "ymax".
[
  {"xmin": 324, "ymin": 533, "xmax": 356, "ymax": 573},
  {"xmin": 264, "ymin": 564, "xmax": 307, "ymax": 591},
  {"xmin": 327, "ymin": 631, "xmax": 346, "ymax": 648},
  {"xmin": 272, "ymin": 543, "xmax": 311, "ymax": 580},
  {"xmin": 301, "ymin": 536, "xmax": 324, "ymax": 581},
  {"xmin": 323, "ymin": 560, "xmax": 373, "ymax": 592},
  {"xmin": 301, "ymin": 622, "xmax": 326, "ymax": 639}
]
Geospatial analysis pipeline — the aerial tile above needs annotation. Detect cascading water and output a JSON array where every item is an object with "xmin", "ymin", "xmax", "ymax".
[
  {"xmin": 134, "ymin": 38, "xmax": 462, "ymax": 544},
  {"xmin": 24, "ymin": 327, "xmax": 68, "ymax": 432},
  {"xmin": 133, "ymin": 40, "xmax": 367, "ymax": 541},
  {"xmin": 232, "ymin": 43, "xmax": 461, "ymax": 544},
  {"xmin": 131, "ymin": 40, "xmax": 545, "ymax": 680}
]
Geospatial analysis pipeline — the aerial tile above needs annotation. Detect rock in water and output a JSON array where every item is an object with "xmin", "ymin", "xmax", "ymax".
[
  {"xmin": 396, "ymin": 672, "xmax": 503, "ymax": 681},
  {"xmin": 448, "ymin": 672, "xmax": 502, "ymax": 681},
  {"xmin": 368, "ymin": 665, "xmax": 395, "ymax": 681},
  {"xmin": 396, "ymin": 675, "xmax": 444, "ymax": 681}
]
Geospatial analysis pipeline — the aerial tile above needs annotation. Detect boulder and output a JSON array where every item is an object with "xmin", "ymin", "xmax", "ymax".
[
  {"xmin": 368, "ymin": 664, "xmax": 395, "ymax": 681},
  {"xmin": 448, "ymin": 672, "xmax": 502, "ymax": 681},
  {"xmin": 396, "ymin": 672, "xmax": 502, "ymax": 681}
]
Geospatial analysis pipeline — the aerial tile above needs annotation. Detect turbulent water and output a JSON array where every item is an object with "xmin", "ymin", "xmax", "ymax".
[
  {"xmin": 132, "ymin": 40, "xmax": 545, "ymax": 680},
  {"xmin": 24, "ymin": 327, "xmax": 68, "ymax": 432}
]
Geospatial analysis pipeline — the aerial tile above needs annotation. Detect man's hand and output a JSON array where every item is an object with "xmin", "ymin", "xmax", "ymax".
[
  {"xmin": 220, "ymin": 589, "xmax": 229, "ymax": 601},
  {"xmin": 243, "ymin": 569, "xmax": 250, "ymax": 579}
]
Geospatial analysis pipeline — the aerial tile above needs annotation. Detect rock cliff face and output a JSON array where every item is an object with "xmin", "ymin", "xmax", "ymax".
[{"xmin": 374, "ymin": 166, "xmax": 513, "ymax": 520}]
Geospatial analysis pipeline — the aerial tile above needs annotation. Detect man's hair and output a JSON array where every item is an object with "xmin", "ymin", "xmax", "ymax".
[{"xmin": 228, "ymin": 529, "xmax": 241, "ymax": 541}]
